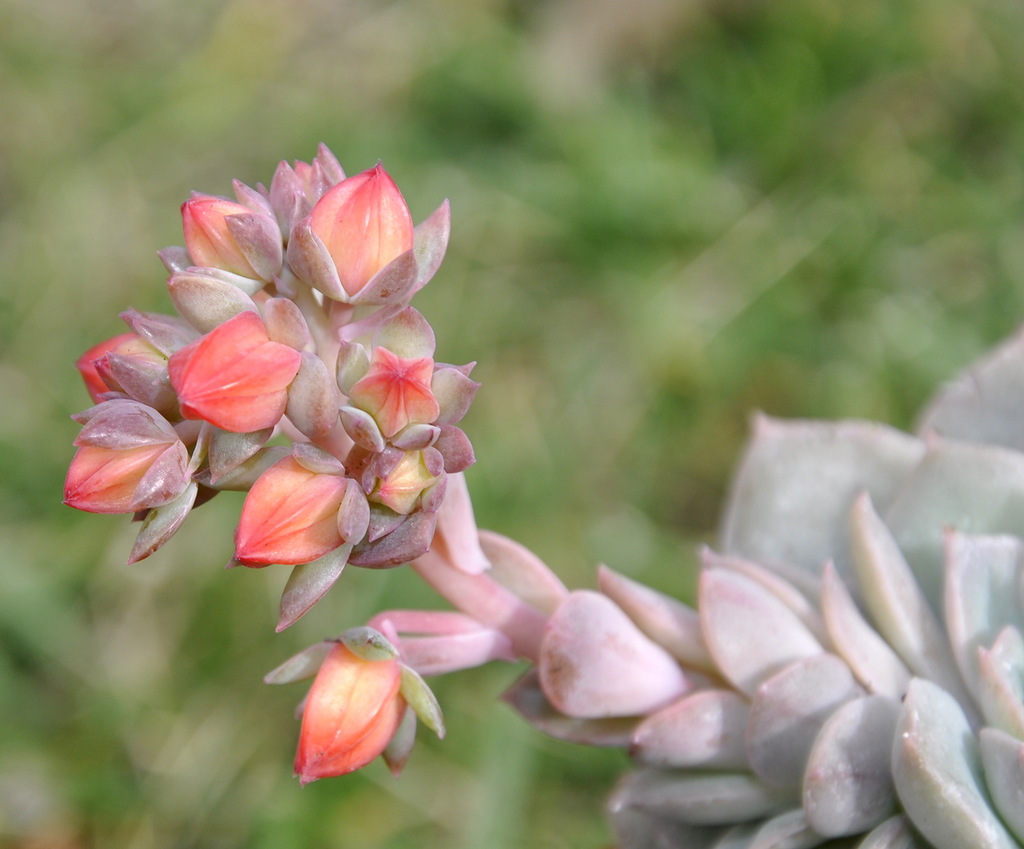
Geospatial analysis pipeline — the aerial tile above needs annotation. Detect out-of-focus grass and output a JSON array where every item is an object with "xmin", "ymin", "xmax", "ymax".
[{"xmin": 3, "ymin": 0, "xmax": 1024, "ymax": 845}]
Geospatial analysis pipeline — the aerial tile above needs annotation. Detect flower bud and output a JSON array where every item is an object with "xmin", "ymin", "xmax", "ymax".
[
  {"xmin": 181, "ymin": 194, "xmax": 283, "ymax": 281},
  {"xmin": 308, "ymin": 164, "xmax": 414, "ymax": 297},
  {"xmin": 168, "ymin": 311, "xmax": 302, "ymax": 433},
  {"xmin": 64, "ymin": 401, "xmax": 189, "ymax": 514},
  {"xmin": 294, "ymin": 641, "xmax": 406, "ymax": 784},
  {"xmin": 348, "ymin": 347, "xmax": 440, "ymax": 439},
  {"xmin": 371, "ymin": 449, "xmax": 441, "ymax": 515},
  {"xmin": 234, "ymin": 456, "xmax": 351, "ymax": 567},
  {"xmin": 76, "ymin": 333, "xmax": 138, "ymax": 402}
]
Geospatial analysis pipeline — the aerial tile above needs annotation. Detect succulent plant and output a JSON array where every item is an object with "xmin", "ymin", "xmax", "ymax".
[{"xmin": 499, "ymin": 328, "xmax": 1024, "ymax": 848}]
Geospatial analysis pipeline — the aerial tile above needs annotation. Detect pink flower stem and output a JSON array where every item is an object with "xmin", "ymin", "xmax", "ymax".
[{"xmin": 411, "ymin": 550, "xmax": 548, "ymax": 662}]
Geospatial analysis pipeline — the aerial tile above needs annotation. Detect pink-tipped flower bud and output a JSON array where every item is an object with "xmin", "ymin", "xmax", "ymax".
[
  {"xmin": 234, "ymin": 456, "xmax": 352, "ymax": 567},
  {"xmin": 76, "ymin": 333, "xmax": 138, "ymax": 402},
  {"xmin": 168, "ymin": 311, "xmax": 302, "ymax": 433},
  {"xmin": 308, "ymin": 164, "xmax": 414, "ymax": 297},
  {"xmin": 64, "ymin": 401, "xmax": 189, "ymax": 514},
  {"xmin": 348, "ymin": 347, "xmax": 440, "ymax": 439},
  {"xmin": 294, "ymin": 641, "xmax": 406, "ymax": 784},
  {"xmin": 181, "ymin": 194, "xmax": 283, "ymax": 281}
]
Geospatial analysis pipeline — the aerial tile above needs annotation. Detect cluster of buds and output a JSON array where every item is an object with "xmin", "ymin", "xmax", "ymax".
[{"xmin": 65, "ymin": 147, "xmax": 479, "ymax": 778}]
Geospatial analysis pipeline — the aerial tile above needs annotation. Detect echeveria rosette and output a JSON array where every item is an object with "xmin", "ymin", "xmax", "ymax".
[{"xmin": 508, "ymin": 328, "xmax": 1024, "ymax": 848}]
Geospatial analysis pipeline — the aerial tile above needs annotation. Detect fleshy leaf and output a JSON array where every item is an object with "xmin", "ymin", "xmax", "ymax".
[
  {"xmin": 482, "ymin": 530, "xmax": 568, "ymax": 616},
  {"xmin": 127, "ymin": 481, "xmax": 198, "ymax": 563},
  {"xmin": 502, "ymin": 670, "xmax": 638, "ymax": 747},
  {"xmin": 631, "ymin": 690, "xmax": 749, "ymax": 770},
  {"xmin": 975, "ymin": 626, "xmax": 1024, "ymax": 738},
  {"xmin": 398, "ymin": 665, "xmax": 445, "ymax": 738},
  {"xmin": 943, "ymin": 531, "xmax": 1024, "ymax": 697},
  {"xmin": 855, "ymin": 815, "xmax": 928, "ymax": 849},
  {"xmin": 539, "ymin": 590, "xmax": 689, "ymax": 719},
  {"xmin": 820, "ymin": 563, "xmax": 912, "ymax": 700},
  {"xmin": 748, "ymin": 809, "xmax": 821, "ymax": 849},
  {"xmin": 719, "ymin": 415, "xmax": 925, "ymax": 591},
  {"xmin": 264, "ymin": 641, "xmax": 334, "ymax": 685},
  {"xmin": 699, "ymin": 568, "xmax": 823, "ymax": 698},
  {"xmin": 598, "ymin": 564, "xmax": 715, "ymax": 671},
  {"xmin": 746, "ymin": 654, "xmax": 862, "ymax": 790},
  {"xmin": 884, "ymin": 437, "xmax": 1024, "ymax": 611},
  {"xmin": 609, "ymin": 768, "xmax": 791, "ymax": 827},
  {"xmin": 917, "ymin": 327, "xmax": 1024, "ymax": 454},
  {"xmin": 978, "ymin": 727, "xmax": 1024, "ymax": 844},
  {"xmin": 891, "ymin": 678, "xmax": 1019, "ymax": 849},
  {"xmin": 802, "ymin": 695, "xmax": 899, "ymax": 837},
  {"xmin": 849, "ymin": 493, "xmax": 975, "ymax": 719},
  {"xmin": 276, "ymin": 544, "xmax": 351, "ymax": 631}
]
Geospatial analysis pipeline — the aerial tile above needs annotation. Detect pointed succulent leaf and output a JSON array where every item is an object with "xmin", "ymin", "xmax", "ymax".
[
  {"xmin": 286, "ymin": 221, "xmax": 347, "ymax": 300},
  {"xmin": 609, "ymin": 768, "xmax": 792, "ymax": 827},
  {"xmin": 167, "ymin": 270, "xmax": 261, "ymax": 333},
  {"xmin": 411, "ymin": 199, "xmax": 451, "ymax": 292},
  {"xmin": 431, "ymin": 364, "xmax": 480, "ymax": 426},
  {"xmin": 631, "ymin": 689, "xmax": 749, "ymax": 770},
  {"xmin": 802, "ymin": 695, "xmax": 899, "ymax": 837},
  {"xmin": 503, "ymin": 669, "xmax": 638, "ymax": 747},
  {"xmin": 336, "ymin": 341, "xmax": 370, "ymax": 394},
  {"xmin": 482, "ymin": 530, "xmax": 568, "ymax": 616},
  {"xmin": 702, "ymin": 548, "xmax": 827, "ymax": 645},
  {"xmin": 382, "ymin": 706, "xmax": 418, "ymax": 777},
  {"xmin": 892, "ymin": 678, "xmax": 1019, "ymax": 849},
  {"xmin": 746, "ymin": 654, "xmax": 862, "ymax": 791},
  {"xmin": 372, "ymin": 306, "xmax": 436, "ymax": 359},
  {"xmin": 975, "ymin": 626, "xmax": 1024, "ymax": 738},
  {"xmin": 398, "ymin": 665, "xmax": 445, "ymax": 738},
  {"xmin": 539, "ymin": 590, "xmax": 690, "ymax": 719},
  {"xmin": 262, "ymin": 296, "xmax": 312, "ymax": 350},
  {"xmin": 263, "ymin": 641, "xmax": 334, "ymax": 685},
  {"xmin": 855, "ymin": 815, "xmax": 928, "ymax": 849},
  {"xmin": 120, "ymin": 308, "xmax": 199, "ymax": 356},
  {"xmin": 719, "ymin": 415, "xmax": 925, "ymax": 591},
  {"xmin": 943, "ymin": 531, "xmax": 1024, "ymax": 697},
  {"xmin": 353, "ymin": 250, "xmax": 419, "ymax": 304},
  {"xmin": 707, "ymin": 823, "xmax": 761, "ymax": 848},
  {"xmin": 884, "ymin": 438, "xmax": 1024, "ymax": 610},
  {"xmin": 699, "ymin": 568, "xmax": 823, "ymax": 698},
  {"xmin": 127, "ymin": 481, "xmax": 198, "ymax": 563},
  {"xmin": 917, "ymin": 328, "xmax": 1024, "ymax": 454},
  {"xmin": 348, "ymin": 511, "xmax": 437, "ymax": 568},
  {"xmin": 207, "ymin": 427, "xmax": 273, "ymax": 483},
  {"xmin": 276, "ymin": 544, "xmax": 351, "ymax": 631},
  {"xmin": 609, "ymin": 807, "xmax": 725, "ymax": 849},
  {"xmin": 599, "ymin": 565, "xmax": 714, "ymax": 672},
  {"xmin": 286, "ymin": 352, "xmax": 340, "ymax": 440},
  {"xmin": 391, "ymin": 423, "xmax": 439, "ymax": 451},
  {"xmin": 978, "ymin": 727, "xmax": 1024, "ymax": 844},
  {"xmin": 820, "ymin": 563, "xmax": 912, "ymax": 700},
  {"xmin": 158, "ymin": 246, "xmax": 191, "ymax": 273},
  {"xmin": 434, "ymin": 425, "xmax": 475, "ymax": 473},
  {"xmin": 748, "ymin": 809, "xmax": 821, "ymax": 849},
  {"xmin": 195, "ymin": 445, "xmax": 289, "ymax": 490},
  {"xmin": 849, "ymin": 493, "xmax": 975, "ymax": 718},
  {"xmin": 339, "ymin": 405, "xmax": 386, "ymax": 453}
]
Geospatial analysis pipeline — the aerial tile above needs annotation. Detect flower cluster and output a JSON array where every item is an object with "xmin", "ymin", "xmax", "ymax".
[{"xmin": 65, "ymin": 147, "xmax": 478, "ymax": 777}]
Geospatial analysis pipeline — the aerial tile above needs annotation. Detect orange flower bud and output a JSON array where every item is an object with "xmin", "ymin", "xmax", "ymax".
[
  {"xmin": 308, "ymin": 164, "xmax": 414, "ymax": 296},
  {"xmin": 294, "ymin": 642, "xmax": 406, "ymax": 784},
  {"xmin": 182, "ymin": 195, "xmax": 266, "ymax": 278},
  {"xmin": 168, "ymin": 311, "xmax": 301, "ymax": 433},
  {"xmin": 75, "ymin": 333, "xmax": 137, "ymax": 402},
  {"xmin": 348, "ymin": 347, "xmax": 440, "ymax": 439},
  {"xmin": 372, "ymin": 450, "xmax": 440, "ymax": 515},
  {"xmin": 234, "ymin": 456, "xmax": 350, "ymax": 567},
  {"xmin": 64, "ymin": 402, "xmax": 190, "ymax": 515}
]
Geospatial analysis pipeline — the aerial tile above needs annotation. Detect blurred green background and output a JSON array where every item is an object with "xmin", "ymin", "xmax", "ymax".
[{"xmin": 4, "ymin": 0, "xmax": 1024, "ymax": 846}]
